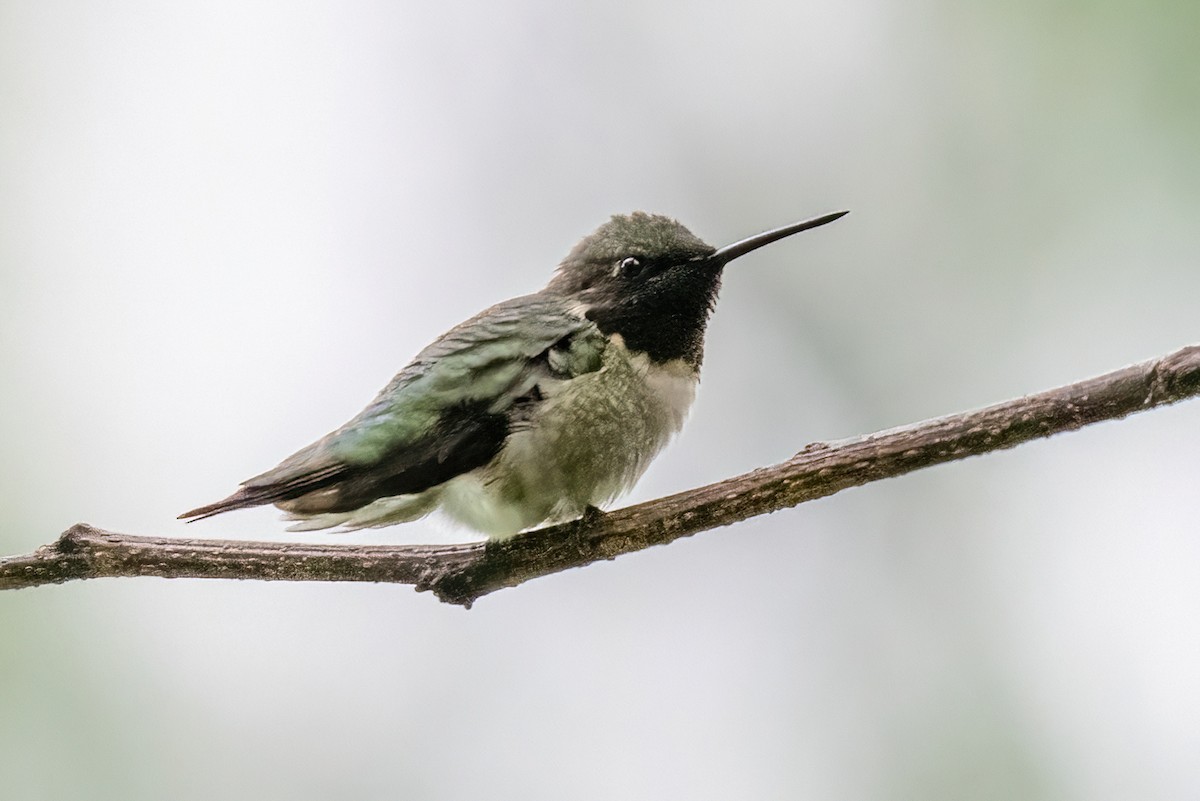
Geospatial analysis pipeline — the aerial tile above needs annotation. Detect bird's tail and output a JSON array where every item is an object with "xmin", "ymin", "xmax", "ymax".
[{"xmin": 178, "ymin": 489, "xmax": 262, "ymax": 522}]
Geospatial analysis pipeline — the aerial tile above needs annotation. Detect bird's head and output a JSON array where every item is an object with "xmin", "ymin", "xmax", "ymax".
[{"xmin": 545, "ymin": 210, "xmax": 847, "ymax": 367}]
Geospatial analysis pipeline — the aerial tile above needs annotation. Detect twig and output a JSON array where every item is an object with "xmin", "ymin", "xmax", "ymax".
[{"xmin": 3, "ymin": 344, "xmax": 1198, "ymax": 607}]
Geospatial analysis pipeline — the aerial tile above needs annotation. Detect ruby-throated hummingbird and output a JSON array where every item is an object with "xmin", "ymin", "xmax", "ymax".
[{"xmin": 181, "ymin": 210, "xmax": 847, "ymax": 538}]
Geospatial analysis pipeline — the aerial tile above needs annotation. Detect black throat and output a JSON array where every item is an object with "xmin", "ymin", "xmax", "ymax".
[{"xmin": 582, "ymin": 268, "xmax": 723, "ymax": 368}]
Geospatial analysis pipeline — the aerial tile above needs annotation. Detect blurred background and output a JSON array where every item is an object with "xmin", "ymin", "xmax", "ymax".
[{"xmin": 2, "ymin": 1, "xmax": 1199, "ymax": 799}]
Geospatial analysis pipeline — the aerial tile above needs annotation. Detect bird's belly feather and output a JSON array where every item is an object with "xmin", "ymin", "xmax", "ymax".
[{"xmin": 440, "ymin": 345, "xmax": 697, "ymax": 538}]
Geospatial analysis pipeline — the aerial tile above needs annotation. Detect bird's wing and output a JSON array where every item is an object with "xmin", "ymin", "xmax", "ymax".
[{"xmin": 179, "ymin": 295, "xmax": 604, "ymax": 520}]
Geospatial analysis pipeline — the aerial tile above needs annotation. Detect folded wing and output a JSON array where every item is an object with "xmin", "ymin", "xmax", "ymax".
[{"xmin": 180, "ymin": 295, "xmax": 601, "ymax": 521}]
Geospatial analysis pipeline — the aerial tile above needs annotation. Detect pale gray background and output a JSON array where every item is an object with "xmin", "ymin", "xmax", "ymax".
[{"xmin": 3, "ymin": 1, "xmax": 1199, "ymax": 799}]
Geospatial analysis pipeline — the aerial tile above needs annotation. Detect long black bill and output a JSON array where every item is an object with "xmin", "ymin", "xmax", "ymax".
[{"xmin": 707, "ymin": 210, "xmax": 849, "ymax": 265}]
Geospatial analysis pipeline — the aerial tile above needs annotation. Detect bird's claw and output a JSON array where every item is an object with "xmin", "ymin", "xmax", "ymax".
[{"xmin": 579, "ymin": 505, "xmax": 606, "ymax": 526}]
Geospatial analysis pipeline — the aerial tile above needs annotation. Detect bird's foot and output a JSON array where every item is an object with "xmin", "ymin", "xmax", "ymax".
[
  {"xmin": 560, "ymin": 505, "xmax": 605, "ymax": 557},
  {"xmin": 579, "ymin": 504, "xmax": 606, "ymax": 526}
]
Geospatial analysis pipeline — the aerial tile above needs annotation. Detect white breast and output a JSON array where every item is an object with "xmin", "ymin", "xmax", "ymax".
[{"xmin": 639, "ymin": 354, "xmax": 699, "ymax": 434}]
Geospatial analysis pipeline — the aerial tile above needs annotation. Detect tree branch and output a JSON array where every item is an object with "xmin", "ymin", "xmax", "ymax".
[{"xmin": 3, "ymin": 344, "xmax": 1199, "ymax": 607}]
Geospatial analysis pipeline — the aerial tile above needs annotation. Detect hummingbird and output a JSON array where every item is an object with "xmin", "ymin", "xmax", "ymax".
[{"xmin": 181, "ymin": 209, "xmax": 848, "ymax": 538}]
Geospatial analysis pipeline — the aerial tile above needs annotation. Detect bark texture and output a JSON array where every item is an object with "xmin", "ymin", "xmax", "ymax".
[{"xmin": 2, "ymin": 344, "xmax": 1198, "ymax": 607}]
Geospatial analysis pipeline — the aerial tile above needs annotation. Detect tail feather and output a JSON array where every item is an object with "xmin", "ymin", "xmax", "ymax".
[
  {"xmin": 178, "ymin": 489, "xmax": 263, "ymax": 522},
  {"xmin": 179, "ymin": 462, "xmax": 352, "ymax": 522}
]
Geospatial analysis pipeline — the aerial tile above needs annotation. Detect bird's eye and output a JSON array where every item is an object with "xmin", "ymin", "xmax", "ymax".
[{"xmin": 616, "ymin": 256, "xmax": 644, "ymax": 278}]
